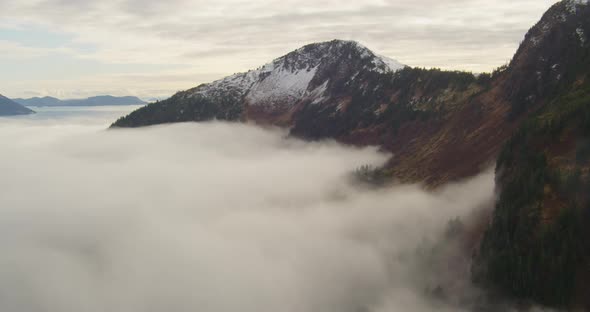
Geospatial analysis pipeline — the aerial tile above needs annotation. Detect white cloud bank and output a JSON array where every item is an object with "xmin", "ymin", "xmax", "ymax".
[{"xmin": 0, "ymin": 111, "xmax": 504, "ymax": 311}]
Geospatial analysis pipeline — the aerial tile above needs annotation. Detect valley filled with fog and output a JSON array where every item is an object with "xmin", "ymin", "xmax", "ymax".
[{"xmin": 0, "ymin": 107, "xmax": 498, "ymax": 312}]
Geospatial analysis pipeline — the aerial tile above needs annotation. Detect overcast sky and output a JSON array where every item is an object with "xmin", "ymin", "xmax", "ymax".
[{"xmin": 0, "ymin": 0, "xmax": 557, "ymax": 99}]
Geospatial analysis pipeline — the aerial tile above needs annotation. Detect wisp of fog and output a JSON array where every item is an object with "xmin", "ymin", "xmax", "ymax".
[{"xmin": 0, "ymin": 110, "xmax": 496, "ymax": 312}]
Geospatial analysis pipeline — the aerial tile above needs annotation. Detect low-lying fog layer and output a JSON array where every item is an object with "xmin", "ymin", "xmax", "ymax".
[{"xmin": 0, "ymin": 110, "xmax": 498, "ymax": 312}]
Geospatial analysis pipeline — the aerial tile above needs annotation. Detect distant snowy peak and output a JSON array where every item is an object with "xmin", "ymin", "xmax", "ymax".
[{"xmin": 190, "ymin": 40, "xmax": 405, "ymax": 109}]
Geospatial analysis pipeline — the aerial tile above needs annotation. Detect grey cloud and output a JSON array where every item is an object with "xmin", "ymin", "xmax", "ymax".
[
  {"xmin": 116, "ymin": 0, "xmax": 552, "ymax": 68},
  {"xmin": 8, "ymin": 0, "xmax": 556, "ymax": 64},
  {"xmin": 0, "ymin": 0, "xmax": 557, "ymax": 97}
]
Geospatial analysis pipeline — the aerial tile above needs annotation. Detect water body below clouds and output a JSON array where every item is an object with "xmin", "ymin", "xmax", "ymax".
[
  {"xmin": 9, "ymin": 105, "xmax": 144, "ymax": 124},
  {"xmin": 0, "ymin": 106, "xmax": 500, "ymax": 312}
]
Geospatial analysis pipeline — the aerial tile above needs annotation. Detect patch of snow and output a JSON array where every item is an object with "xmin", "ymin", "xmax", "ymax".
[
  {"xmin": 348, "ymin": 71, "xmax": 360, "ymax": 83},
  {"xmin": 567, "ymin": 0, "xmax": 589, "ymax": 14},
  {"xmin": 245, "ymin": 64, "xmax": 319, "ymax": 108},
  {"xmin": 310, "ymin": 80, "xmax": 330, "ymax": 104},
  {"xmin": 189, "ymin": 40, "xmax": 405, "ymax": 109},
  {"xmin": 374, "ymin": 104, "xmax": 388, "ymax": 116},
  {"xmin": 359, "ymin": 49, "xmax": 371, "ymax": 59},
  {"xmin": 577, "ymin": 28, "xmax": 586, "ymax": 45},
  {"xmin": 374, "ymin": 54, "xmax": 405, "ymax": 73},
  {"xmin": 348, "ymin": 41, "xmax": 405, "ymax": 73}
]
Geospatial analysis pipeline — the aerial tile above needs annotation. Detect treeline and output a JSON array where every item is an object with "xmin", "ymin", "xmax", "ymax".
[
  {"xmin": 112, "ymin": 91, "xmax": 242, "ymax": 128},
  {"xmin": 474, "ymin": 79, "xmax": 590, "ymax": 308}
]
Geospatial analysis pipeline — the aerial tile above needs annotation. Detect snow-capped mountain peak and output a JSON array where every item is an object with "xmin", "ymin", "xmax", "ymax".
[{"xmin": 190, "ymin": 40, "xmax": 405, "ymax": 110}]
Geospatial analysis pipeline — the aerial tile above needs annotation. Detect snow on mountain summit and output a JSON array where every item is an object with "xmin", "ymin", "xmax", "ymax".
[{"xmin": 190, "ymin": 40, "xmax": 405, "ymax": 109}]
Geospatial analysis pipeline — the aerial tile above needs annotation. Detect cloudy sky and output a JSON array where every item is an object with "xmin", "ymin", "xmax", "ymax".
[{"xmin": 0, "ymin": 0, "xmax": 557, "ymax": 100}]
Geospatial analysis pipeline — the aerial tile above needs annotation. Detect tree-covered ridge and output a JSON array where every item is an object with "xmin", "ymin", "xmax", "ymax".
[
  {"xmin": 472, "ymin": 2, "xmax": 590, "ymax": 308},
  {"xmin": 112, "ymin": 91, "xmax": 243, "ymax": 127},
  {"xmin": 291, "ymin": 66, "xmax": 481, "ymax": 134},
  {"xmin": 112, "ymin": 65, "xmax": 480, "ymax": 130},
  {"xmin": 474, "ymin": 75, "xmax": 590, "ymax": 309}
]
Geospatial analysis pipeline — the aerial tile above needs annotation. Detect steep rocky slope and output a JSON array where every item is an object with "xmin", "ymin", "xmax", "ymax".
[{"xmin": 0, "ymin": 94, "xmax": 35, "ymax": 116}]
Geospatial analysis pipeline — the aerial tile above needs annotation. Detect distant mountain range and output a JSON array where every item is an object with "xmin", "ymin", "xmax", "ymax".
[
  {"xmin": 0, "ymin": 94, "xmax": 35, "ymax": 116},
  {"xmin": 14, "ymin": 95, "xmax": 146, "ymax": 107}
]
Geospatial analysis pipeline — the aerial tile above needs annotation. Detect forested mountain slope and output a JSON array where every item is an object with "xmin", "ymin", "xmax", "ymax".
[{"xmin": 474, "ymin": 0, "xmax": 590, "ymax": 309}]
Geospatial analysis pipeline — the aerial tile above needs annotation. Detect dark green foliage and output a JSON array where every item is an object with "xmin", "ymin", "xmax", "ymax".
[
  {"xmin": 474, "ymin": 145, "xmax": 548, "ymax": 299},
  {"xmin": 491, "ymin": 64, "xmax": 508, "ymax": 79},
  {"xmin": 388, "ymin": 67, "xmax": 478, "ymax": 95},
  {"xmin": 111, "ymin": 92, "xmax": 242, "ymax": 128},
  {"xmin": 476, "ymin": 150, "xmax": 586, "ymax": 306},
  {"xmin": 352, "ymin": 164, "xmax": 388, "ymax": 186},
  {"xmin": 575, "ymin": 139, "xmax": 590, "ymax": 164},
  {"xmin": 370, "ymin": 69, "xmax": 452, "ymax": 132},
  {"xmin": 291, "ymin": 67, "xmax": 480, "ymax": 140},
  {"xmin": 475, "ymin": 79, "xmax": 590, "ymax": 308},
  {"xmin": 476, "ymin": 73, "xmax": 492, "ymax": 86}
]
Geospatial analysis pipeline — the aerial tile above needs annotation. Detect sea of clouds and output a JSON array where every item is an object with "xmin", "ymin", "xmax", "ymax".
[{"xmin": 0, "ymin": 109, "xmax": 509, "ymax": 312}]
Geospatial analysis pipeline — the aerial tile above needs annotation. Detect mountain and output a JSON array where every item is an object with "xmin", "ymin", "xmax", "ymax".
[
  {"xmin": 472, "ymin": 0, "xmax": 590, "ymax": 308},
  {"xmin": 113, "ymin": 40, "xmax": 405, "ymax": 125},
  {"xmin": 14, "ymin": 95, "xmax": 146, "ymax": 107},
  {"xmin": 12, "ymin": 96, "xmax": 62, "ymax": 107},
  {"xmin": 0, "ymin": 94, "xmax": 35, "ymax": 116},
  {"xmin": 112, "ymin": 40, "xmax": 498, "ymax": 185}
]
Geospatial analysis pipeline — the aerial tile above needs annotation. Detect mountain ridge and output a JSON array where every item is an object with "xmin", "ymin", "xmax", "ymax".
[
  {"xmin": 111, "ymin": 39, "xmax": 499, "ymax": 185},
  {"xmin": 15, "ymin": 95, "xmax": 146, "ymax": 107},
  {"xmin": 472, "ymin": 0, "xmax": 590, "ymax": 308},
  {"xmin": 0, "ymin": 94, "xmax": 35, "ymax": 116},
  {"xmin": 112, "ymin": 39, "xmax": 407, "ymax": 127}
]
